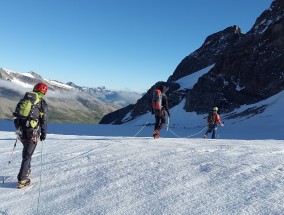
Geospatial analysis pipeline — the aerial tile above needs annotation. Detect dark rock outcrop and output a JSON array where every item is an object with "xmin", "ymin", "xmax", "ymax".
[
  {"xmin": 100, "ymin": 104, "xmax": 135, "ymax": 124},
  {"xmin": 168, "ymin": 25, "xmax": 243, "ymax": 82},
  {"xmin": 185, "ymin": 0, "xmax": 284, "ymax": 114}
]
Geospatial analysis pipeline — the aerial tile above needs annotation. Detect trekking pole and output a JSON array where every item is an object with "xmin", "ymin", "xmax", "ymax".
[
  {"xmin": 8, "ymin": 138, "xmax": 18, "ymax": 164},
  {"xmin": 2, "ymin": 138, "xmax": 18, "ymax": 183},
  {"xmin": 167, "ymin": 117, "xmax": 170, "ymax": 131},
  {"xmin": 36, "ymin": 139, "xmax": 44, "ymax": 215}
]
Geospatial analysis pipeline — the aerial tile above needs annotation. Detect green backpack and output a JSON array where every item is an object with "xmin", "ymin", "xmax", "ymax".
[{"xmin": 16, "ymin": 92, "xmax": 41, "ymax": 128}]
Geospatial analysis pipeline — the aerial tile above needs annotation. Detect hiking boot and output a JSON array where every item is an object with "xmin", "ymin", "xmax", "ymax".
[
  {"xmin": 17, "ymin": 178, "xmax": 31, "ymax": 189},
  {"xmin": 153, "ymin": 129, "xmax": 160, "ymax": 139}
]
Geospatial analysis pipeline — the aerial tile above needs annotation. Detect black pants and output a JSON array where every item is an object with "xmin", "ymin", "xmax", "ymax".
[
  {"xmin": 154, "ymin": 110, "xmax": 166, "ymax": 130},
  {"xmin": 17, "ymin": 141, "xmax": 37, "ymax": 181}
]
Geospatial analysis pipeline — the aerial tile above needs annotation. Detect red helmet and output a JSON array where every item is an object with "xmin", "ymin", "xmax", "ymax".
[{"xmin": 33, "ymin": 82, "xmax": 48, "ymax": 94}]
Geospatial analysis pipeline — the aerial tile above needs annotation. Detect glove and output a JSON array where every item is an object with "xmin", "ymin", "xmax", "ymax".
[
  {"xmin": 167, "ymin": 112, "xmax": 171, "ymax": 118},
  {"xmin": 40, "ymin": 133, "xmax": 46, "ymax": 141},
  {"xmin": 220, "ymin": 123, "xmax": 224, "ymax": 127}
]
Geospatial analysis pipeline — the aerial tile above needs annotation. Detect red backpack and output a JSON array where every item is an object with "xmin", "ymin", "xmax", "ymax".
[{"xmin": 152, "ymin": 89, "xmax": 163, "ymax": 110}]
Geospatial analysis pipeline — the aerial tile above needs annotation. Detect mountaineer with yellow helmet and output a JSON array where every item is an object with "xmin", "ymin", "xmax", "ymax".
[{"xmin": 204, "ymin": 107, "xmax": 224, "ymax": 139}]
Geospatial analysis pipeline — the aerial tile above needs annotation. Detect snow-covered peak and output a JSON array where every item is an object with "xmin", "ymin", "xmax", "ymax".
[
  {"xmin": 1, "ymin": 67, "xmax": 15, "ymax": 74},
  {"xmin": 47, "ymin": 80, "xmax": 74, "ymax": 89},
  {"xmin": 11, "ymin": 78, "xmax": 34, "ymax": 88},
  {"xmin": 20, "ymin": 72, "xmax": 35, "ymax": 78},
  {"xmin": 0, "ymin": 68, "xmax": 77, "ymax": 91}
]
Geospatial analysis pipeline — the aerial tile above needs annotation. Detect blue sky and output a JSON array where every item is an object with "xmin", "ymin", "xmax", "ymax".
[{"xmin": 0, "ymin": 0, "xmax": 272, "ymax": 93}]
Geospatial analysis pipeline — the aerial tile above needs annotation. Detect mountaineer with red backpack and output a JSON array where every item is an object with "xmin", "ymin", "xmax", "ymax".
[
  {"xmin": 151, "ymin": 85, "xmax": 170, "ymax": 139},
  {"xmin": 13, "ymin": 82, "xmax": 48, "ymax": 189},
  {"xmin": 204, "ymin": 107, "xmax": 224, "ymax": 139}
]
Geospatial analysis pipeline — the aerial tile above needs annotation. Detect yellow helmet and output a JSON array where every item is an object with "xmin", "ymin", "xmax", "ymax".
[{"xmin": 213, "ymin": 107, "xmax": 218, "ymax": 111}]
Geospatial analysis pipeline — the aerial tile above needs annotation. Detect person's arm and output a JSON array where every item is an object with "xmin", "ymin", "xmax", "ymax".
[
  {"xmin": 215, "ymin": 114, "xmax": 224, "ymax": 126},
  {"xmin": 39, "ymin": 100, "xmax": 48, "ymax": 140}
]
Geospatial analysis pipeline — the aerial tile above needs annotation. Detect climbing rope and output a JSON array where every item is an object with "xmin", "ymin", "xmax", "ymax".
[
  {"xmin": 168, "ymin": 126, "xmax": 207, "ymax": 139},
  {"xmin": 168, "ymin": 127, "xmax": 181, "ymax": 138},
  {"xmin": 185, "ymin": 126, "xmax": 207, "ymax": 138},
  {"xmin": 133, "ymin": 114, "xmax": 152, "ymax": 137}
]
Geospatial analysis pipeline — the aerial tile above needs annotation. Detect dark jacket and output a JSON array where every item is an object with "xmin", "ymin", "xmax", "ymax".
[{"xmin": 37, "ymin": 99, "xmax": 48, "ymax": 136}]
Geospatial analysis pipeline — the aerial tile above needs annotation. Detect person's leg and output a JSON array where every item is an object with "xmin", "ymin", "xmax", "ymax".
[
  {"xmin": 204, "ymin": 128, "xmax": 212, "ymax": 138},
  {"xmin": 17, "ymin": 141, "xmax": 37, "ymax": 181},
  {"xmin": 153, "ymin": 111, "xmax": 161, "ymax": 138},
  {"xmin": 154, "ymin": 110, "xmax": 161, "ymax": 130},
  {"xmin": 159, "ymin": 115, "xmax": 166, "ymax": 130},
  {"xmin": 157, "ymin": 110, "xmax": 166, "ymax": 130},
  {"xmin": 204, "ymin": 129, "xmax": 209, "ymax": 135},
  {"xmin": 212, "ymin": 129, "xmax": 216, "ymax": 139}
]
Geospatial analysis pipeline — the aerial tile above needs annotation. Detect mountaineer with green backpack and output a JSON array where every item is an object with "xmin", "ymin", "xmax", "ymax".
[{"xmin": 13, "ymin": 82, "xmax": 48, "ymax": 189}]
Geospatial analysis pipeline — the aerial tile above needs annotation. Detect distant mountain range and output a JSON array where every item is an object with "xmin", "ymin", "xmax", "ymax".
[
  {"xmin": 100, "ymin": 0, "xmax": 284, "ymax": 125},
  {"xmin": 0, "ymin": 68, "xmax": 142, "ymax": 123}
]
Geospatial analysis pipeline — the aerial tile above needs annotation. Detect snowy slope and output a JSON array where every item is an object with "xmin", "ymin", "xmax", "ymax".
[
  {"xmin": 0, "ymin": 131, "xmax": 284, "ymax": 215},
  {"xmin": 175, "ymin": 64, "xmax": 214, "ymax": 90}
]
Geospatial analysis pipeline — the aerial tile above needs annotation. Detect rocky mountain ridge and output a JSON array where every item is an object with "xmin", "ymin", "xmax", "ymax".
[{"xmin": 185, "ymin": 0, "xmax": 284, "ymax": 114}]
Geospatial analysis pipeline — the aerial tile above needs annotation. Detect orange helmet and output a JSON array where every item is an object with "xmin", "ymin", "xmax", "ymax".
[{"xmin": 33, "ymin": 82, "xmax": 48, "ymax": 95}]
